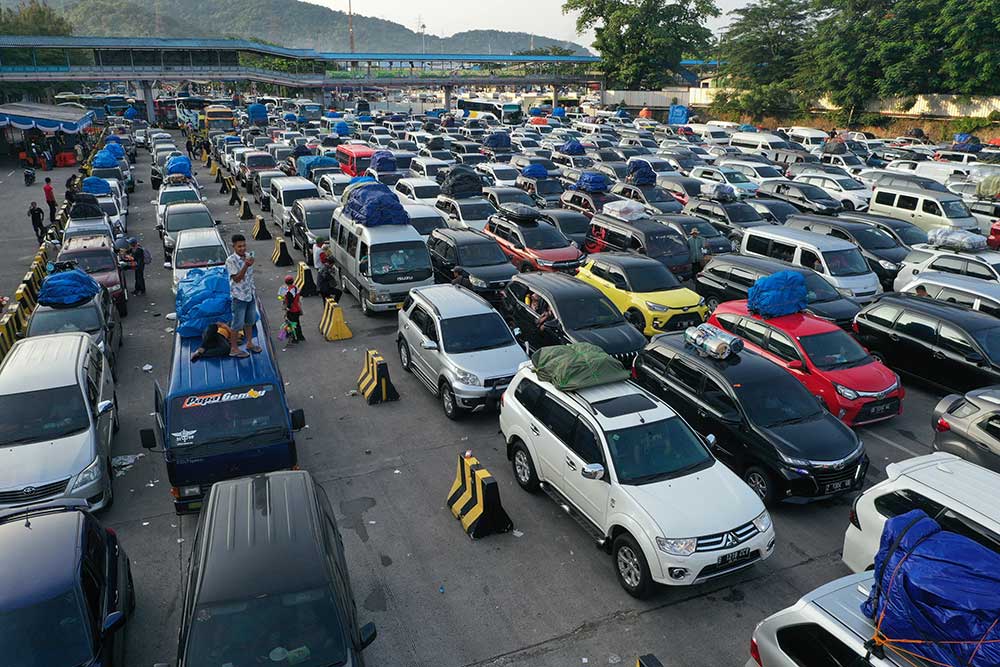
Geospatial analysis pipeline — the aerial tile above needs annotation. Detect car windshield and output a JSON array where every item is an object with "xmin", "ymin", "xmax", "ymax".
[
  {"xmin": 723, "ymin": 170, "xmax": 751, "ymax": 184},
  {"xmin": 184, "ymin": 587, "xmax": 347, "ymax": 667},
  {"xmin": 521, "ymin": 224, "xmax": 569, "ymax": 250},
  {"xmin": 458, "ymin": 242, "xmax": 507, "ymax": 267},
  {"xmin": 560, "ymin": 296, "xmax": 624, "ymax": 330},
  {"xmin": 734, "ymin": 375, "xmax": 824, "ymax": 427},
  {"xmin": 29, "ymin": 306, "xmax": 101, "ymax": 335},
  {"xmin": 638, "ymin": 186, "xmax": 674, "ymax": 203},
  {"xmin": 368, "ymin": 241, "xmax": 431, "ymax": 280},
  {"xmin": 0, "ymin": 385, "xmax": 90, "ymax": 445},
  {"xmin": 532, "ymin": 159, "xmax": 557, "ymax": 171},
  {"xmin": 892, "ymin": 224, "xmax": 928, "ymax": 246},
  {"xmin": 682, "ymin": 220, "xmax": 722, "ymax": 238},
  {"xmin": 797, "ymin": 184, "xmax": 832, "ymax": 200},
  {"xmin": 282, "ymin": 189, "xmax": 318, "ymax": 207},
  {"xmin": 458, "ymin": 202, "xmax": 495, "ymax": 220},
  {"xmin": 175, "ymin": 244, "xmax": 227, "ymax": 269},
  {"xmin": 851, "ymin": 226, "xmax": 898, "ymax": 250},
  {"xmin": 498, "ymin": 191, "xmax": 535, "ymax": 206},
  {"xmin": 518, "ymin": 139, "xmax": 539, "ymax": 148},
  {"xmin": 758, "ymin": 200, "xmax": 799, "ymax": 220},
  {"xmin": 168, "ymin": 384, "xmax": 288, "ymax": 449},
  {"xmin": 0, "ymin": 587, "xmax": 92, "ymax": 667},
  {"xmin": 606, "ymin": 417, "xmax": 713, "ymax": 485},
  {"xmin": 440, "ymin": 312, "xmax": 515, "ymax": 353},
  {"xmin": 624, "ymin": 263, "xmax": 681, "ymax": 292},
  {"xmin": 489, "ymin": 168, "xmax": 518, "ymax": 181},
  {"xmin": 822, "ymin": 248, "xmax": 870, "ymax": 276},
  {"xmin": 972, "ymin": 327, "xmax": 1000, "ymax": 361},
  {"xmin": 942, "ymin": 199, "xmax": 972, "ymax": 218},
  {"xmin": 644, "ymin": 231, "xmax": 686, "ymax": 257},
  {"xmin": 160, "ymin": 189, "xmax": 199, "ymax": 205},
  {"xmin": 245, "ymin": 154, "xmax": 276, "ymax": 168},
  {"xmin": 803, "ymin": 273, "xmax": 841, "ymax": 303},
  {"xmin": 394, "ymin": 141, "xmax": 418, "ymax": 150},
  {"xmin": 166, "ymin": 210, "xmax": 214, "ymax": 232},
  {"xmin": 409, "ymin": 214, "xmax": 445, "ymax": 236},
  {"xmin": 755, "ymin": 166, "xmax": 784, "ymax": 178},
  {"xmin": 413, "ymin": 185, "xmax": 440, "ymax": 199},
  {"xmin": 836, "ymin": 178, "xmax": 866, "ymax": 191},
  {"xmin": 303, "ymin": 209, "xmax": 333, "ymax": 231},
  {"xmin": 723, "ymin": 202, "xmax": 764, "ymax": 223},
  {"xmin": 536, "ymin": 180, "xmax": 563, "ymax": 195},
  {"xmin": 842, "ymin": 155, "xmax": 864, "ymax": 165},
  {"xmin": 99, "ymin": 202, "xmax": 119, "ymax": 216},
  {"xmin": 799, "ymin": 330, "xmax": 872, "ymax": 370},
  {"xmin": 65, "ymin": 250, "xmax": 116, "ymax": 273}
]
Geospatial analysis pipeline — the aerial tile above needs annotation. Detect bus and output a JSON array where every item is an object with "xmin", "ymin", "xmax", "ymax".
[
  {"xmin": 457, "ymin": 98, "xmax": 523, "ymax": 125},
  {"xmin": 176, "ymin": 96, "xmax": 209, "ymax": 129},
  {"xmin": 201, "ymin": 104, "xmax": 237, "ymax": 132},
  {"xmin": 154, "ymin": 98, "xmax": 178, "ymax": 126},
  {"xmin": 79, "ymin": 95, "xmax": 107, "ymax": 124},
  {"xmin": 103, "ymin": 94, "xmax": 129, "ymax": 116},
  {"xmin": 292, "ymin": 99, "xmax": 323, "ymax": 121},
  {"xmin": 54, "ymin": 92, "xmax": 81, "ymax": 105}
]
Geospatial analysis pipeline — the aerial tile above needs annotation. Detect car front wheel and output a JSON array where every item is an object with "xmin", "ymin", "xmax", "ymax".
[
  {"xmin": 744, "ymin": 465, "xmax": 775, "ymax": 506},
  {"xmin": 440, "ymin": 382, "xmax": 463, "ymax": 420},
  {"xmin": 511, "ymin": 441, "xmax": 540, "ymax": 492},
  {"xmin": 398, "ymin": 339, "xmax": 411, "ymax": 372},
  {"xmin": 613, "ymin": 533, "xmax": 653, "ymax": 599}
]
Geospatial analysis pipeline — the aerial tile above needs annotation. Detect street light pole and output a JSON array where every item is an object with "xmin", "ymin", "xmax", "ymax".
[{"xmin": 348, "ymin": 0, "xmax": 356, "ymax": 53}]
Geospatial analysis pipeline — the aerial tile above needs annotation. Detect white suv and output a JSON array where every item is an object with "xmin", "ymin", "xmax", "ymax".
[
  {"xmin": 892, "ymin": 244, "xmax": 1000, "ymax": 291},
  {"xmin": 500, "ymin": 364, "xmax": 775, "ymax": 597},
  {"xmin": 842, "ymin": 452, "xmax": 1000, "ymax": 573}
]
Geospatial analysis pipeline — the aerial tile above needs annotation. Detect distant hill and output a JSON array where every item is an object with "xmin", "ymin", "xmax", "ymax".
[{"xmin": 40, "ymin": 0, "xmax": 590, "ymax": 55}]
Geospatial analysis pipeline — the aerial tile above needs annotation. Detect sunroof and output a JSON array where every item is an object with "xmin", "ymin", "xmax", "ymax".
[{"xmin": 591, "ymin": 394, "xmax": 657, "ymax": 418}]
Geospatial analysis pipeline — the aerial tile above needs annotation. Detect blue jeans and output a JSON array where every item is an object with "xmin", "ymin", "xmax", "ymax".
[{"xmin": 231, "ymin": 298, "xmax": 258, "ymax": 331}]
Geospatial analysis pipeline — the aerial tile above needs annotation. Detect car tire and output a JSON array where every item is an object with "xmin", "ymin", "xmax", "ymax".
[
  {"xmin": 511, "ymin": 440, "xmax": 540, "ymax": 492},
  {"xmin": 361, "ymin": 296, "xmax": 375, "ymax": 317},
  {"xmin": 705, "ymin": 296, "xmax": 721, "ymax": 313},
  {"xmin": 440, "ymin": 381, "xmax": 463, "ymax": 420},
  {"xmin": 398, "ymin": 339, "xmax": 412, "ymax": 372},
  {"xmin": 842, "ymin": 200, "xmax": 854, "ymax": 211},
  {"xmin": 625, "ymin": 309, "xmax": 646, "ymax": 332},
  {"xmin": 744, "ymin": 465, "xmax": 775, "ymax": 506},
  {"xmin": 613, "ymin": 532, "xmax": 653, "ymax": 599},
  {"xmin": 116, "ymin": 299, "xmax": 127, "ymax": 318}
]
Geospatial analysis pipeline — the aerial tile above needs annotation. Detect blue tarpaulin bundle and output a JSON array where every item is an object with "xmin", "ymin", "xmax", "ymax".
[
  {"xmin": 739, "ymin": 124, "xmax": 757, "ymax": 132},
  {"xmin": 175, "ymin": 267, "xmax": 233, "ymax": 338},
  {"xmin": 358, "ymin": 115, "xmax": 373, "ymax": 123},
  {"xmin": 297, "ymin": 115, "xmax": 308, "ymax": 124},
  {"xmin": 283, "ymin": 112, "xmax": 296, "ymax": 122},
  {"xmin": 747, "ymin": 271, "xmax": 807, "ymax": 318},
  {"xmin": 370, "ymin": 150, "xmax": 397, "ymax": 173},
  {"xmin": 123, "ymin": 107, "xmax": 138, "ymax": 120},
  {"xmin": 81, "ymin": 176, "xmax": 112, "ymax": 196},
  {"xmin": 343, "ymin": 183, "xmax": 409, "ymax": 227},
  {"xmin": 528, "ymin": 107, "xmax": 542, "ymax": 117},
  {"xmin": 334, "ymin": 121, "xmax": 350, "ymax": 136},
  {"xmin": 247, "ymin": 103, "xmax": 267, "ymax": 123},
  {"xmin": 91, "ymin": 150, "xmax": 117, "ymax": 169},
  {"xmin": 296, "ymin": 155, "xmax": 337, "ymax": 180},
  {"xmin": 521, "ymin": 164, "xmax": 548, "ymax": 179},
  {"xmin": 667, "ymin": 104, "xmax": 689, "ymax": 125},
  {"xmin": 954, "ymin": 133, "xmax": 976, "ymax": 144},
  {"xmin": 627, "ymin": 162, "xmax": 656, "ymax": 186},
  {"xmin": 552, "ymin": 107, "xmax": 566, "ymax": 118},
  {"xmin": 952, "ymin": 143, "xmax": 983, "ymax": 153},
  {"xmin": 484, "ymin": 132, "xmax": 511, "ymax": 150},
  {"xmin": 104, "ymin": 135, "xmax": 121, "ymax": 144},
  {"xmin": 166, "ymin": 155, "xmax": 192, "ymax": 178},
  {"xmin": 559, "ymin": 140, "xmax": 585, "ymax": 156},
  {"xmin": 222, "ymin": 135, "xmax": 241, "ymax": 144},
  {"xmin": 388, "ymin": 114, "xmax": 404, "ymax": 122},
  {"xmin": 862, "ymin": 509, "xmax": 1000, "ymax": 667},
  {"xmin": 103, "ymin": 142, "xmax": 125, "ymax": 159},
  {"xmin": 573, "ymin": 172, "xmax": 609, "ymax": 193},
  {"xmin": 37, "ymin": 269, "xmax": 100, "ymax": 308}
]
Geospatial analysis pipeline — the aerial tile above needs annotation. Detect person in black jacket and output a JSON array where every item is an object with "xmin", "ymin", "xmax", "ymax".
[{"xmin": 129, "ymin": 237, "xmax": 146, "ymax": 295}]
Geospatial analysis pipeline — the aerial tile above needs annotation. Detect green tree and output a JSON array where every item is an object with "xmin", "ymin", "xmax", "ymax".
[
  {"xmin": 717, "ymin": 0, "xmax": 811, "ymax": 87},
  {"xmin": 563, "ymin": 0, "xmax": 718, "ymax": 89},
  {"xmin": 514, "ymin": 46, "xmax": 577, "ymax": 57},
  {"xmin": 0, "ymin": 0, "xmax": 72, "ymax": 35},
  {"xmin": 936, "ymin": 0, "xmax": 1000, "ymax": 95}
]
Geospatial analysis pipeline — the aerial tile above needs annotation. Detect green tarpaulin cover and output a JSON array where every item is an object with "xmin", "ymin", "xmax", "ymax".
[
  {"xmin": 531, "ymin": 343, "xmax": 629, "ymax": 390},
  {"xmin": 977, "ymin": 175, "xmax": 1000, "ymax": 199}
]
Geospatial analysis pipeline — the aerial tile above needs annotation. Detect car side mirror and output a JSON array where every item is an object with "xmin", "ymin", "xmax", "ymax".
[
  {"xmin": 149, "ymin": 200, "xmax": 156, "ymax": 205},
  {"xmin": 786, "ymin": 360, "xmax": 805, "ymax": 372},
  {"xmin": 705, "ymin": 433, "xmax": 717, "ymax": 448},
  {"xmin": 290, "ymin": 408, "xmax": 306, "ymax": 430},
  {"xmin": 214, "ymin": 220, "xmax": 222, "ymax": 226},
  {"xmin": 420, "ymin": 339, "xmax": 438, "ymax": 351},
  {"xmin": 965, "ymin": 352, "xmax": 986, "ymax": 366},
  {"xmin": 139, "ymin": 428, "xmax": 157, "ymax": 450},
  {"xmin": 102, "ymin": 610, "xmax": 125, "ymax": 636},
  {"xmin": 359, "ymin": 260, "xmax": 369, "ymax": 274},
  {"xmin": 96, "ymin": 400, "xmax": 114, "ymax": 417},
  {"xmin": 155, "ymin": 224, "xmax": 164, "ymax": 231},
  {"xmin": 581, "ymin": 463, "xmax": 604, "ymax": 480},
  {"xmin": 359, "ymin": 622, "xmax": 378, "ymax": 650}
]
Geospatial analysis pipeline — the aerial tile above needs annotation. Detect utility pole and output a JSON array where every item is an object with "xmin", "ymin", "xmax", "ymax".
[
  {"xmin": 348, "ymin": 0, "xmax": 356, "ymax": 53},
  {"xmin": 418, "ymin": 16, "xmax": 426, "ymax": 55}
]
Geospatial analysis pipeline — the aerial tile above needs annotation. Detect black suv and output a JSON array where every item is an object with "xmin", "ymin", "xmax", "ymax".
[
  {"xmin": 634, "ymin": 333, "xmax": 866, "ymax": 504},
  {"xmin": 757, "ymin": 180, "xmax": 843, "ymax": 214},
  {"xmin": 514, "ymin": 175, "xmax": 564, "ymax": 208},
  {"xmin": 695, "ymin": 254, "xmax": 861, "ymax": 327},
  {"xmin": 785, "ymin": 214, "xmax": 909, "ymax": 289},
  {"xmin": 657, "ymin": 214, "xmax": 732, "ymax": 256},
  {"xmin": 0, "ymin": 500, "xmax": 134, "ymax": 667},
  {"xmin": 167, "ymin": 472, "xmax": 376, "ymax": 666},
  {"xmin": 537, "ymin": 209, "xmax": 591, "ymax": 247},
  {"xmin": 746, "ymin": 198, "xmax": 801, "ymax": 224},
  {"xmin": 584, "ymin": 214, "xmax": 692, "ymax": 280},
  {"xmin": 854, "ymin": 294, "xmax": 1000, "ymax": 393},
  {"xmin": 683, "ymin": 197, "xmax": 770, "ymax": 249},
  {"xmin": 427, "ymin": 228, "xmax": 517, "ymax": 303},
  {"xmin": 836, "ymin": 211, "xmax": 928, "ymax": 249},
  {"xmin": 501, "ymin": 272, "xmax": 646, "ymax": 363}
]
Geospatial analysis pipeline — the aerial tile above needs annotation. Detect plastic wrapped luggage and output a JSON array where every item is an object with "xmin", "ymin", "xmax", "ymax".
[
  {"xmin": 247, "ymin": 103, "xmax": 267, "ymax": 124},
  {"xmin": 68, "ymin": 194, "xmax": 104, "ymax": 220},
  {"xmin": 334, "ymin": 121, "xmax": 350, "ymax": 136},
  {"xmin": 702, "ymin": 182, "xmax": 737, "ymax": 201},
  {"xmin": 551, "ymin": 107, "xmax": 566, "ymax": 118},
  {"xmin": 559, "ymin": 139, "xmax": 585, "ymax": 156},
  {"xmin": 531, "ymin": 343, "xmax": 629, "ymax": 390},
  {"xmin": 104, "ymin": 135, "xmax": 121, "ymax": 144},
  {"xmin": 747, "ymin": 270, "xmax": 807, "ymax": 318},
  {"xmin": 426, "ymin": 135, "xmax": 445, "ymax": 150},
  {"xmin": 296, "ymin": 155, "xmax": 337, "ymax": 180},
  {"xmin": 370, "ymin": 150, "xmax": 397, "ymax": 173},
  {"xmin": 821, "ymin": 140, "xmax": 848, "ymax": 155},
  {"xmin": 521, "ymin": 164, "xmax": 548, "ymax": 179},
  {"xmin": 103, "ymin": 143, "xmax": 125, "ymax": 159},
  {"xmin": 165, "ymin": 155, "xmax": 192, "ymax": 178},
  {"xmin": 37, "ymin": 269, "xmax": 101, "ymax": 308},
  {"xmin": 602, "ymin": 200, "xmax": 646, "ymax": 221},
  {"xmin": 343, "ymin": 183, "xmax": 410, "ymax": 227},
  {"xmin": 81, "ymin": 176, "xmax": 112, "ymax": 196},
  {"xmin": 927, "ymin": 228, "xmax": 987, "ymax": 251},
  {"xmin": 862, "ymin": 509, "xmax": 1000, "ymax": 667},
  {"xmin": 91, "ymin": 150, "xmax": 117, "ymax": 169},
  {"xmin": 175, "ymin": 267, "xmax": 233, "ymax": 338},
  {"xmin": 573, "ymin": 171, "xmax": 609, "ymax": 193},
  {"xmin": 977, "ymin": 175, "xmax": 1000, "ymax": 199},
  {"xmin": 683, "ymin": 323, "xmax": 744, "ymax": 359},
  {"xmin": 440, "ymin": 165, "xmax": 483, "ymax": 198},
  {"xmin": 291, "ymin": 144, "xmax": 311, "ymax": 157}
]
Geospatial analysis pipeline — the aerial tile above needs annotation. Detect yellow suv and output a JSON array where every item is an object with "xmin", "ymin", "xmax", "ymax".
[{"xmin": 576, "ymin": 253, "xmax": 707, "ymax": 335}]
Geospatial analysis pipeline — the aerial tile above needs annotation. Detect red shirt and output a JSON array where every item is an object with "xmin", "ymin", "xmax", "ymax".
[{"xmin": 43, "ymin": 183, "xmax": 55, "ymax": 203}]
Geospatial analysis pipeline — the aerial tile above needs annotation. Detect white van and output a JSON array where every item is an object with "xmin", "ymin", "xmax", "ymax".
[
  {"xmin": 328, "ymin": 207, "xmax": 435, "ymax": 315},
  {"xmin": 886, "ymin": 159, "xmax": 969, "ymax": 184},
  {"xmin": 685, "ymin": 123, "xmax": 732, "ymax": 145},
  {"xmin": 782, "ymin": 126, "xmax": 829, "ymax": 148},
  {"xmin": 869, "ymin": 185, "xmax": 979, "ymax": 233},
  {"xmin": 269, "ymin": 176, "xmax": 319, "ymax": 234},
  {"xmin": 728, "ymin": 131, "xmax": 790, "ymax": 155},
  {"xmin": 740, "ymin": 226, "xmax": 882, "ymax": 301}
]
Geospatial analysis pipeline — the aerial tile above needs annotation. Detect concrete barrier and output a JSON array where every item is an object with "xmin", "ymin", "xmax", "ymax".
[
  {"xmin": 446, "ymin": 452, "xmax": 513, "ymax": 539},
  {"xmin": 357, "ymin": 349, "xmax": 399, "ymax": 404}
]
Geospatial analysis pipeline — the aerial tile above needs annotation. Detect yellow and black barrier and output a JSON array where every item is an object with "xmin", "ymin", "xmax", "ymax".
[
  {"xmin": 318, "ymin": 298, "xmax": 352, "ymax": 341},
  {"xmin": 294, "ymin": 261, "xmax": 318, "ymax": 297},
  {"xmin": 636, "ymin": 657, "xmax": 664, "ymax": 667},
  {"xmin": 211, "ymin": 162, "xmax": 220, "ymax": 177},
  {"xmin": 23, "ymin": 270, "xmax": 40, "ymax": 299},
  {"xmin": 271, "ymin": 236, "xmax": 294, "ymax": 266},
  {"xmin": 252, "ymin": 215, "xmax": 272, "ymax": 241},
  {"xmin": 239, "ymin": 198, "xmax": 254, "ymax": 220},
  {"xmin": 6, "ymin": 301, "xmax": 27, "ymax": 336},
  {"xmin": 15, "ymin": 284, "xmax": 35, "ymax": 313},
  {"xmin": 0, "ymin": 313, "xmax": 17, "ymax": 358},
  {"xmin": 357, "ymin": 349, "xmax": 399, "ymax": 404},
  {"xmin": 446, "ymin": 453, "xmax": 513, "ymax": 539},
  {"xmin": 217, "ymin": 171, "xmax": 226, "ymax": 189},
  {"xmin": 228, "ymin": 182, "xmax": 241, "ymax": 206}
]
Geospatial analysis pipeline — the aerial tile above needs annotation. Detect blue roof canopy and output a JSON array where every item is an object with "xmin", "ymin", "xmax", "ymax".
[{"xmin": 0, "ymin": 102, "xmax": 92, "ymax": 133}]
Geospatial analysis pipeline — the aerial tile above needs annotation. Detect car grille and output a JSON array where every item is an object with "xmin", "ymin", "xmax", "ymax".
[
  {"xmin": 663, "ymin": 313, "xmax": 703, "ymax": 331},
  {"xmin": 812, "ymin": 464, "xmax": 860, "ymax": 488},
  {"xmin": 855, "ymin": 397, "xmax": 900, "ymax": 423},
  {"xmin": 696, "ymin": 550, "xmax": 761, "ymax": 580},
  {"xmin": 485, "ymin": 375, "xmax": 515, "ymax": 389},
  {"xmin": 488, "ymin": 281, "xmax": 510, "ymax": 290},
  {"xmin": 695, "ymin": 521, "xmax": 758, "ymax": 552},
  {"xmin": 854, "ymin": 290, "xmax": 877, "ymax": 298},
  {"xmin": 0, "ymin": 478, "xmax": 70, "ymax": 505}
]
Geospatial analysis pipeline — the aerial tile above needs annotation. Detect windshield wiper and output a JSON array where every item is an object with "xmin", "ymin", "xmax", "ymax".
[
  {"xmin": 181, "ymin": 426, "xmax": 285, "ymax": 449},
  {"xmin": 768, "ymin": 415, "xmax": 813, "ymax": 427}
]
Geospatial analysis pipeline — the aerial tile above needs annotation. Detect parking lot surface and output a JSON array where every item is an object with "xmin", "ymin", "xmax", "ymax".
[{"xmin": 1, "ymin": 139, "xmax": 949, "ymax": 666}]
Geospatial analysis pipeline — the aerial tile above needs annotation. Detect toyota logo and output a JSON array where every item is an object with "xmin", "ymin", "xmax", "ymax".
[{"xmin": 21, "ymin": 486, "xmax": 35, "ymax": 495}]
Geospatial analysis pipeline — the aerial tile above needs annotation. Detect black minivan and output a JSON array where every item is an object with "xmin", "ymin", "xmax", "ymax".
[
  {"xmin": 160, "ymin": 471, "xmax": 376, "ymax": 667},
  {"xmin": 583, "ymin": 215, "xmax": 692, "ymax": 280},
  {"xmin": 634, "ymin": 332, "xmax": 866, "ymax": 505},
  {"xmin": 784, "ymin": 215, "xmax": 908, "ymax": 289}
]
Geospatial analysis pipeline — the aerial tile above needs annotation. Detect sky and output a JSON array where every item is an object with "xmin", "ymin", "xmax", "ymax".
[{"xmin": 303, "ymin": 0, "xmax": 747, "ymax": 49}]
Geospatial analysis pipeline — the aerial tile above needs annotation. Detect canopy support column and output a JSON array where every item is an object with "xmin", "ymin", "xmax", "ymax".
[{"xmin": 141, "ymin": 81, "xmax": 155, "ymax": 125}]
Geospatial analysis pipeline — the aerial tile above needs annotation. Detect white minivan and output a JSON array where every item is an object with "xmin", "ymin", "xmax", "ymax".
[
  {"xmin": 729, "ymin": 131, "xmax": 790, "ymax": 155},
  {"xmin": 740, "ymin": 226, "xmax": 882, "ymax": 302},
  {"xmin": 869, "ymin": 185, "xmax": 980, "ymax": 233},
  {"xmin": 270, "ymin": 176, "xmax": 320, "ymax": 234}
]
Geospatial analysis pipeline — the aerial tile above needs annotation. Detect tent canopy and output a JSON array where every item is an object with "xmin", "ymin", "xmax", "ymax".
[{"xmin": 0, "ymin": 102, "xmax": 93, "ymax": 133}]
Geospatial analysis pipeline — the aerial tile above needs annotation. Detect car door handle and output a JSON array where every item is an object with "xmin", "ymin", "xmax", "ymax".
[
  {"xmin": 530, "ymin": 424, "xmax": 540, "ymax": 436},
  {"xmin": 933, "ymin": 350, "xmax": 945, "ymax": 360},
  {"xmin": 888, "ymin": 333, "xmax": 899, "ymax": 342},
  {"xmin": 403, "ymin": 323, "xmax": 409, "ymax": 330},
  {"xmin": 565, "ymin": 457, "xmax": 577, "ymax": 470}
]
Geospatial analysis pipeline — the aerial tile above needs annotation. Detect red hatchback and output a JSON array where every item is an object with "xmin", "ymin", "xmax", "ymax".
[{"xmin": 709, "ymin": 301, "xmax": 904, "ymax": 426}]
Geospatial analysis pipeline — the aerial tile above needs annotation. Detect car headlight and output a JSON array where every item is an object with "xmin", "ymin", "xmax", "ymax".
[
  {"xmin": 836, "ymin": 287, "xmax": 854, "ymax": 297},
  {"xmin": 835, "ymin": 383, "xmax": 859, "ymax": 400},
  {"xmin": 752, "ymin": 510, "xmax": 772, "ymax": 534},
  {"xmin": 878, "ymin": 259, "xmax": 900, "ymax": 271},
  {"xmin": 71, "ymin": 456, "xmax": 102, "ymax": 491},
  {"xmin": 456, "ymin": 369, "xmax": 481, "ymax": 386},
  {"xmin": 468, "ymin": 275, "xmax": 488, "ymax": 288},
  {"xmin": 697, "ymin": 296, "xmax": 706, "ymax": 306},
  {"xmin": 644, "ymin": 301, "xmax": 669, "ymax": 312},
  {"xmin": 777, "ymin": 450, "xmax": 811, "ymax": 468},
  {"xmin": 656, "ymin": 536, "xmax": 697, "ymax": 557},
  {"xmin": 368, "ymin": 290, "xmax": 392, "ymax": 303},
  {"xmin": 536, "ymin": 259, "xmax": 555, "ymax": 267}
]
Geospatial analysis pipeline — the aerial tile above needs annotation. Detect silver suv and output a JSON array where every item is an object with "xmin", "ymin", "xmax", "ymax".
[
  {"xmin": 397, "ymin": 285, "xmax": 528, "ymax": 419},
  {"xmin": 0, "ymin": 332, "xmax": 118, "ymax": 511}
]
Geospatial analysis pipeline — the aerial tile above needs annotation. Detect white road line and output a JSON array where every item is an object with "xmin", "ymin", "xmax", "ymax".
[{"xmin": 861, "ymin": 429, "xmax": 922, "ymax": 457}]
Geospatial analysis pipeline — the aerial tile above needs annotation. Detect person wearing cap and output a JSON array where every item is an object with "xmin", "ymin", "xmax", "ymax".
[
  {"xmin": 129, "ymin": 237, "xmax": 146, "ymax": 295},
  {"xmin": 687, "ymin": 227, "xmax": 706, "ymax": 273}
]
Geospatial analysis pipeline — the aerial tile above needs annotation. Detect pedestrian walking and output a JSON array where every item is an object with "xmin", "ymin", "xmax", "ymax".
[
  {"xmin": 279, "ymin": 275, "xmax": 305, "ymax": 344},
  {"xmin": 225, "ymin": 234, "xmax": 262, "ymax": 358},
  {"xmin": 185, "ymin": 137, "xmax": 194, "ymax": 159},
  {"xmin": 687, "ymin": 227, "xmax": 706, "ymax": 274},
  {"xmin": 27, "ymin": 202, "xmax": 46, "ymax": 243},
  {"xmin": 129, "ymin": 237, "xmax": 147, "ymax": 295},
  {"xmin": 43, "ymin": 177, "xmax": 56, "ymax": 224}
]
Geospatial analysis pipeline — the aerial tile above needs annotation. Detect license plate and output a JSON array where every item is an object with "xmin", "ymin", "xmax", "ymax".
[
  {"xmin": 868, "ymin": 401, "xmax": 894, "ymax": 415},
  {"xmin": 823, "ymin": 480, "xmax": 851, "ymax": 495},
  {"xmin": 718, "ymin": 547, "xmax": 750, "ymax": 566}
]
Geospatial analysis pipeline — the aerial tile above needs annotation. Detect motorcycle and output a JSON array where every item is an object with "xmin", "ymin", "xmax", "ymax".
[{"xmin": 23, "ymin": 168, "xmax": 35, "ymax": 186}]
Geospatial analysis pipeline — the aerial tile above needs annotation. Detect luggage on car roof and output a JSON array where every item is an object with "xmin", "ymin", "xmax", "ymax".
[
  {"xmin": 37, "ymin": 269, "xmax": 101, "ymax": 308},
  {"xmin": 927, "ymin": 228, "xmax": 987, "ymax": 251},
  {"xmin": 440, "ymin": 165, "xmax": 483, "ymax": 198},
  {"xmin": 343, "ymin": 182, "xmax": 409, "ymax": 227},
  {"xmin": 531, "ymin": 343, "xmax": 629, "ymax": 390},
  {"xmin": 496, "ymin": 203, "xmax": 539, "ymax": 224},
  {"xmin": 175, "ymin": 267, "xmax": 233, "ymax": 338},
  {"xmin": 747, "ymin": 270, "xmax": 807, "ymax": 318},
  {"xmin": 521, "ymin": 164, "xmax": 548, "ymax": 179}
]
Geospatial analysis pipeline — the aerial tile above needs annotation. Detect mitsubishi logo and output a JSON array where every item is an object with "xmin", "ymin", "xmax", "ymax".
[
  {"xmin": 21, "ymin": 486, "xmax": 35, "ymax": 495},
  {"xmin": 722, "ymin": 532, "xmax": 738, "ymax": 548}
]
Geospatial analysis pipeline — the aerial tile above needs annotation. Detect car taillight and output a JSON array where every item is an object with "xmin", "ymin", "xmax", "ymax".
[
  {"xmin": 852, "ymin": 319, "xmax": 859, "ymax": 334},
  {"xmin": 106, "ymin": 526, "xmax": 117, "ymax": 538},
  {"xmin": 750, "ymin": 637, "xmax": 762, "ymax": 666},
  {"xmin": 934, "ymin": 417, "xmax": 951, "ymax": 432}
]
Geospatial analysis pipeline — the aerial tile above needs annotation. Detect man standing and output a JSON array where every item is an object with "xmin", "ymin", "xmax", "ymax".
[
  {"xmin": 43, "ymin": 177, "xmax": 56, "ymax": 224},
  {"xmin": 185, "ymin": 136, "xmax": 194, "ymax": 159},
  {"xmin": 687, "ymin": 227, "xmax": 706, "ymax": 274},
  {"xmin": 27, "ymin": 202, "xmax": 46, "ymax": 243},
  {"xmin": 129, "ymin": 237, "xmax": 147, "ymax": 296},
  {"xmin": 225, "ymin": 234, "xmax": 262, "ymax": 358}
]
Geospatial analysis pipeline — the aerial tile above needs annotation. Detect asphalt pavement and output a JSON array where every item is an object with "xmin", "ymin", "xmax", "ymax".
[{"xmin": 0, "ymin": 139, "xmax": 949, "ymax": 666}]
